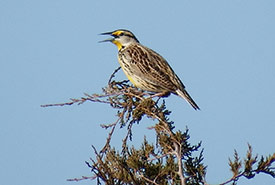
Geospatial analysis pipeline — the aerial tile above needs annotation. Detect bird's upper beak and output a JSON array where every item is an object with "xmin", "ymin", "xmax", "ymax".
[{"xmin": 99, "ymin": 31, "xmax": 117, "ymax": 43}]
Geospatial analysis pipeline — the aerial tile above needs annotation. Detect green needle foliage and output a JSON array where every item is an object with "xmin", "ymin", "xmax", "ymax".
[{"xmin": 42, "ymin": 68, "xmax": 275, "ymax": 185}]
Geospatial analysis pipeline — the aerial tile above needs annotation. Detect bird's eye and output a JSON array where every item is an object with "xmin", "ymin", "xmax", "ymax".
[{"xmin": 119, "ymin": 32, "xmax": 124, "ymax": 36}]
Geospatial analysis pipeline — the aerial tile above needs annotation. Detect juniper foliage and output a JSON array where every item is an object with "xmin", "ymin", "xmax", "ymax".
[{"xmin": 42, "ymin": 68, "xmax": 275, "ymax": 185}]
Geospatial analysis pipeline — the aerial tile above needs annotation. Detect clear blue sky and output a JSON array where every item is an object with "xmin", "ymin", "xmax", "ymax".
[{"xmin": 1, "ymin": 1, "xmax": 274, "ymax": 185}]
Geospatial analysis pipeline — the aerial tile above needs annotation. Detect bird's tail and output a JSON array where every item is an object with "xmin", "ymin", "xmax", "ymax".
[{"xmin": 176, "ymin": 89, "xmax": 200, "ymax": 110}]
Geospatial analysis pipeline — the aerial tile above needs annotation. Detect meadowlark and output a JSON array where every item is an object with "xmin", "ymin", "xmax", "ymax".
[{"xmin": 100, "ymin": 29, "xmax": 200, "ymax": 110}]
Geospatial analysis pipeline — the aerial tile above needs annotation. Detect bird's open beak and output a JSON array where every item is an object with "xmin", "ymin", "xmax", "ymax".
[{"xmin": 99, "ymin": 31, "xmax": 116, "ymax": 43}]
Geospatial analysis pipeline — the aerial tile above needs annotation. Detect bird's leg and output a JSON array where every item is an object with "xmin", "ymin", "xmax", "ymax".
[{"xmin": 150, "ymin": 91, "xmax": 171, "ymax": 98}]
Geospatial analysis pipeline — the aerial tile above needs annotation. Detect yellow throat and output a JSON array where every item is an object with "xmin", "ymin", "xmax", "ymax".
[{"xmin": 112, "ymin": 40, "xmax": 123, "ymax": 50}]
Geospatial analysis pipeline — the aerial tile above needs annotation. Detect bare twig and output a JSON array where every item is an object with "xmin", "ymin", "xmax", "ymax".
[
  {"xmin": 40, "ymin": 93, "xmax": 113, "ymax": 107},
  {"xmin": 67, "ymin": 175, "xmax": 96, "ymax": 182},
  {"xmin": 108, "ymin": 66, "xmax": 121, "ymax": 84},
  {"xmin": 138, "ymin": 173, "xmax": 159, "ymax": 185},
  {"xmin": 100, "ymin": 117, "xmax": 120, "ymax": 153},
  {"xmin": 174, "ymin": 142, "xmax": 186, "ymax": 185}
]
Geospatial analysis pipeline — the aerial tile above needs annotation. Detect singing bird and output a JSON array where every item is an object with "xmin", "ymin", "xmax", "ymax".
[{"xmin": 100, "ymin": 29, "xmax": 200, "ymax": 110}]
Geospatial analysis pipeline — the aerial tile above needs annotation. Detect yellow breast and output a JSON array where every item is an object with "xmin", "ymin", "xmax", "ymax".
[{"xmin": 117, "ymin": 57, "xmax": 140, "ymax": 87}]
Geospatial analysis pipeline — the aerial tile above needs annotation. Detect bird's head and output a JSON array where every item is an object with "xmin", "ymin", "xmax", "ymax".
[{"xmin": 100, "ymin": 29, "xmax": 139, "ymax": 50}]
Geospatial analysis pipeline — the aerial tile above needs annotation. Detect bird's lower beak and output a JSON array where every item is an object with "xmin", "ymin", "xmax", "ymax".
[{"xmin": 98, "ymin": 37, "xmax": 114, "ymax": 43}]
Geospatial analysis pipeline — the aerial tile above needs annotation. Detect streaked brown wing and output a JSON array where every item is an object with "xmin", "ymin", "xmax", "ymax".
[{"xmin": 121, "ymin": 44, "xmax": 185, "ymax": 92}]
